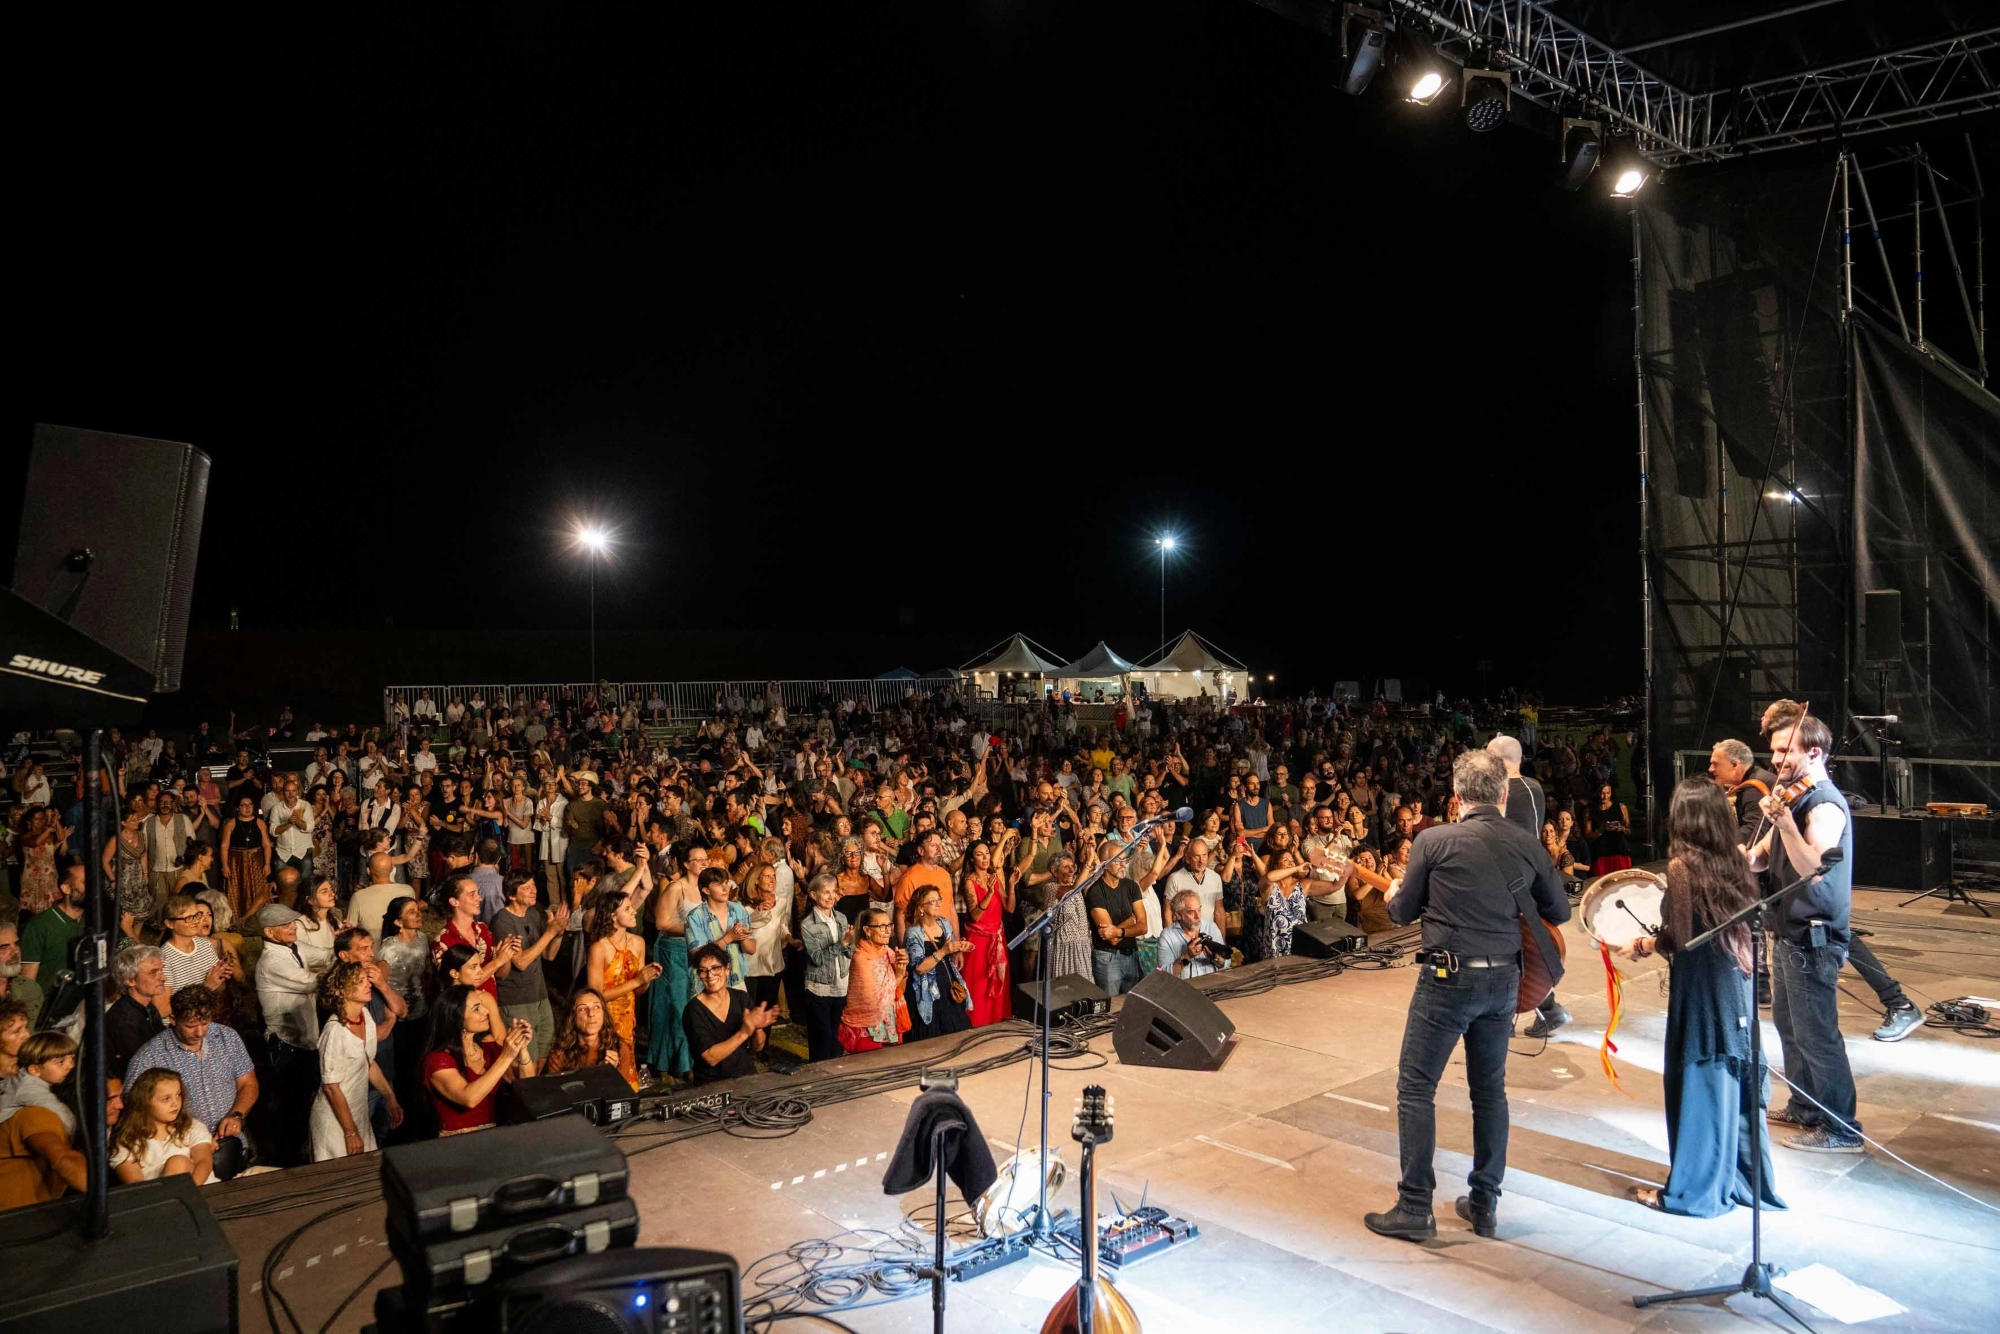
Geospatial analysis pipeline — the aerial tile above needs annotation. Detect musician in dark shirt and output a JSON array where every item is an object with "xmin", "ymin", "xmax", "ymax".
[
  {"xmin": 1488, "ymin": 735, "xmax": 1566, "ymax": 1038},
  {"xmin": 1364, "ymin": 751, "xmax": 1569, "ymax": 1243}
]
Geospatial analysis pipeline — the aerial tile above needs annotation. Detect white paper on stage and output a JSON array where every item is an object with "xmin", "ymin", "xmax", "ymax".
[{"xmin": 1772, "ymin": 1264, "xmax": 1908, "ymax": 1323}]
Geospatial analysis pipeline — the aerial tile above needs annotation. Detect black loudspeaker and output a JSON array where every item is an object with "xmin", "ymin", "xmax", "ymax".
[
  {"xmin": 1013, "ymin": 972, "xmax": 1110, "ymax": 1024},
  {"xmin": 11, "ymin": 422, "xmax": 210, "ymax": 692},
  {"xmin": 1852, "ymin": 811, "xmax": 1951, "ymax": 892},
  {"xmin": 1291, "ymin": 920, "xmax": 1367, "ymax": 958},
  {"xmin": 1693, "ymin": 655, "xmax": 1753, "ymax": 731},
  {"xmin": 500, "ymin": 1064, "xmax": 643, "ymax": 1126},
  {"xmin": 1864, "ymin": 589, "xmax": 1904, "ymax": 663},
  {"xmin": 1112, "ymin": 970, "xmax": 1236, "ymax": 1071},
  {"xmin": 0, "ymin": 1174, "xmax": 237, "ymax": 1333}
]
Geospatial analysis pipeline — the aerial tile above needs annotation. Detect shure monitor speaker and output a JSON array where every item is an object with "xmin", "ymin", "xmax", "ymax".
[{"xmin": 12, "ymin": 423, "xmax": 210, "ymax": 692}]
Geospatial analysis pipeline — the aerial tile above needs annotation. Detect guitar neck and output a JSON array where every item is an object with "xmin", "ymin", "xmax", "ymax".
[{"xmin": 1080, "ymin": 1141, "xmax": 1099, "ymax": 1290}]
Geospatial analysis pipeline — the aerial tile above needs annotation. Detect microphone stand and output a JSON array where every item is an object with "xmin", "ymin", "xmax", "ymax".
[
  {"xmin": 1006, "ymin": 814, "xmax": 1177, "ymax": 1241},
  {"xmin": 1631, "ymin": 850, "xmax": 1843, "ymax": 1334}
]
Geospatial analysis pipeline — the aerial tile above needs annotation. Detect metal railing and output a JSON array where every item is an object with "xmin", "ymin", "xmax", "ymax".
[{"xmin": 382, "ymin": 677, "xmax": 961, "ymax": 731}]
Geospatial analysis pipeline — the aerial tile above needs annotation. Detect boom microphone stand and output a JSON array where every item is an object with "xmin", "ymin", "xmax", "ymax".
[
  {"xmin": 1632, "ymin": 846, "xmax": 1844, "ymax": 1334},
  {"xmin": 1006, "ymin": 806, "xmax": 1190, "ymax": 1239}
]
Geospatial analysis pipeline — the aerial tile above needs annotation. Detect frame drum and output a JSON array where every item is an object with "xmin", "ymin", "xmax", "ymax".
[{"xmin": 1579, "ymin": 868, "xmax": 1666, "ymax": 951}]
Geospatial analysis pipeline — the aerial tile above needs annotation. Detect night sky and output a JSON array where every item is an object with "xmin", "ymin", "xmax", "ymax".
[{"xmin": 15, "ymin": 3, "xmax": 1638, "ymax": 713}]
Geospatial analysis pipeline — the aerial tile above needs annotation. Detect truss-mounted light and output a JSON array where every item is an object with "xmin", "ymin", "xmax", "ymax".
[
  {"xmin": 1461, "ymin": 69, "xmax": 1511, "ymax": 131},
  {"xmin": 1339, "ymin": 4, "xmax": 1392, "ymax": 97},
  {"xmin": 1560, "ymin": 118, "xmax": 1602, "ymax": 191},
  {"xmin": 1406, "ymin": 69, "xmax": 1446, "ymax": 105}
]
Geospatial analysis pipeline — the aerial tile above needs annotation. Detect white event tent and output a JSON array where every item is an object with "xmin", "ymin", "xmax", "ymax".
[
  {"xmin": 1135, "ymin": 630, "xmax": 1250, "ymax": 702},
  {"xmin": 960, "ymin": 633, "xmax": 1066, "ymax": 697}
]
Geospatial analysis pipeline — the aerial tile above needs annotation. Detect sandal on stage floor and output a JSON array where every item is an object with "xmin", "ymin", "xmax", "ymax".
[{"xmin": 1628, "ymin": 1185, "xmax": 1663, "ymax": 1211}]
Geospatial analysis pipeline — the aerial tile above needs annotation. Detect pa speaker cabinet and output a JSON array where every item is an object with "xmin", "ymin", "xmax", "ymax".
[
  {"xmin": 499, "ymin": 1063, "xmax": 641, "ymax": 1126},
  {"xmin": 1014, "ymin": 972, "xmax": 1109, "ymax": 1024},
  {"xmin": 12, "ymin": 423, "xmax": 210, "ymax": 691},
  {"xmin": 1852, "ymin": 811, "xmax": 1951, "ymax": 892},
  {"xmin": 1863, "ymin": 589, "xmax": 1904, "ymax": 663},
  {"xmin": 1291, "ymin": 920, "xmax": 1367, "ymax": 958},
  {"xmin": 1112, "ymin": 969, "xmax": 1236, "ymax": 1070},
  {"xmin": 0, "ymin": 1174, "xmax": 237, "ymax": 1333}
]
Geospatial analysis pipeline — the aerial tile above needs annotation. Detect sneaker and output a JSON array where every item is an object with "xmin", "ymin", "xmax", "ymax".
[
  {"xmin": 1454, "ymin": 1196, "xmax": 1496, "ymax": 1238},
  {"xmin": 1783, "ymin": 1126, "xmax": 1864, "ymax": 1154},
  {"xmin": 1363, "ymin": 1203, "xmax": 1437, "ymax": 1242},
  {"xmin": 1873, "ymin": 1004, "xmax": 1923, "ymax": 1043},
  {"xmin": 1523, "ymin": 1004, "xmax": 1571, "ymax": 1040},
  {"xmin": 1766, "ymin": 1106, "xmax": 1814, "ymax": 1129},
  {"xmin": 1756, "ymin": 977, "xmax": 1773, "ymax": 1007}
]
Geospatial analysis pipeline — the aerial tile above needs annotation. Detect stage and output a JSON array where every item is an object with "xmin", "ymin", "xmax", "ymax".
[{"xmin": 221, "ymin": 886, "xmax": 2000, "ymax": 1333}]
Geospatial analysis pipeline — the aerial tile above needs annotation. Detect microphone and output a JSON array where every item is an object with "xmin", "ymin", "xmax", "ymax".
[
  {"xmin": 1852, "ymin": 714, "xmax": 1899, "ymax": 724},
  {"xmin": 1172, "ymin": 806, "xmax": 1195, "ymax": 824},
  {"xmin": 1817, "ymin": 846, "xmax": 1844, "ymax": 870}
]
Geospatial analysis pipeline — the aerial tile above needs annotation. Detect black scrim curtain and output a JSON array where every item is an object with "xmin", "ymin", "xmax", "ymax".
[{"xmin": 1851, "ymin": 313, "xmax": 2000, "ymax": 804}]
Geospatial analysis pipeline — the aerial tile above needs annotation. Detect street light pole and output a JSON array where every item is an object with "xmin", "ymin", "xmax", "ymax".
[
  {"xmin": 576, "ymin": 525, "xmax": 610, "ymax": 689},
  {"xmin": 1156, "ymin": 534, "xmax": 1175, "ymax": 654}
]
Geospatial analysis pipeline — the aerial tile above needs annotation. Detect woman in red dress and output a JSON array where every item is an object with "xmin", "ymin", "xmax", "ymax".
[{"xmin": 959, "ymin": 841, "xmax": 1013, "ymax": 1027}]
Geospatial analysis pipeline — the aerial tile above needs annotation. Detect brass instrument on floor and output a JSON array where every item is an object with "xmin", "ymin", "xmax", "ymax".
[{"xmin": 1041, "ymin": 1086, "xmax": 1140, "ymax": 1334}]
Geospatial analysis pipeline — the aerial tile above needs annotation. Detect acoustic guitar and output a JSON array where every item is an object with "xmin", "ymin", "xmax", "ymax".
[
  {"xmin": 1041, "ymin": 1086, "xmax": 1140, "ymax": 1334},
  {"xmin": 1328, "ymin": 852, "xmax": 1564, "ymax": 1014}
]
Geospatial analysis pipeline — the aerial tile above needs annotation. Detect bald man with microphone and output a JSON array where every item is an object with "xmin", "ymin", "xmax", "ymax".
[{"xmin": 1487, "ymin": 734, "xmax": 1567, "ymax": 1038}]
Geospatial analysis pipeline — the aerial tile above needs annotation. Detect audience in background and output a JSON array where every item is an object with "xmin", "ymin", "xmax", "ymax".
[{"xmin": 0, "ymin": 685, "xmax": 1633, "ymax": 1197}]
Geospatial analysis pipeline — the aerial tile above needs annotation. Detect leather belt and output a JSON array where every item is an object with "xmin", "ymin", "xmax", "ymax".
[{"xmin": 1416, "ymin": 948, "xmax": 1519, "ymax": 971}]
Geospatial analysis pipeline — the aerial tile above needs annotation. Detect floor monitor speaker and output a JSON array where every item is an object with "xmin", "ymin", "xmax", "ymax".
[{"xmin": 1112, "ymin": 969, "xmax": 1236, "ymax": 1070}]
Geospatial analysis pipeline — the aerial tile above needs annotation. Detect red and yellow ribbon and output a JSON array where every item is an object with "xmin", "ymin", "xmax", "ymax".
[{"xmin": 1600, "ymin": 943, "xmax": 1630, "ymax": 1095}]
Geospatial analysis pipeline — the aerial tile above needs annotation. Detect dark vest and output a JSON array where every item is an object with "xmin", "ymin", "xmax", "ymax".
[{"xmin": 1773, "ymin": 779, "xmax": 1853, "ymax": 942}]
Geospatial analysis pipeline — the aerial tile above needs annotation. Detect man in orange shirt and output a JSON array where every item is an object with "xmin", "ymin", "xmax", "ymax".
[{"xmin": 894, "ymin": 830, "xmax": 957, "ymax": 940}]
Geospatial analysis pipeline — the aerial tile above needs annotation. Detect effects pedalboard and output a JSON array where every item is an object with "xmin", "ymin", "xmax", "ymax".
[{"xmin": 1055, "ymin": 1205, "xmax": 1201, "ymax": 1269}]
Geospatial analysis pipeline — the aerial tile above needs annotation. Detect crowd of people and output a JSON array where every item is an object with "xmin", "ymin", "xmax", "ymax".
[{"xmin": 0, "ymin": 684, "xmax": 1640, "ymax": 1203}]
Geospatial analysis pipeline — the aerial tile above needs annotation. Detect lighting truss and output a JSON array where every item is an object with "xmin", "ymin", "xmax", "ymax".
[{"xmin": 1247, "ymin": 0, "xmax": 2000, "ymax": 167}]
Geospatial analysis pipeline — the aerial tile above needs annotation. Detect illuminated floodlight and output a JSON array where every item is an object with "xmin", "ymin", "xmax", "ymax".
[
  {"xmin": 576, "ymin": 525, "xmax": 610, "ymax": 554},
  {"xmin": 1407, "ymin": 70, "xmax": 1445, "ymax": 104},
  {"xmin": 1611, "ymin": 167, "xmax": 1649, "ymax": 198}
]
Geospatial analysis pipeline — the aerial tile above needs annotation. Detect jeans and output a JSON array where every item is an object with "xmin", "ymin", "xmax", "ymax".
[
  {"xmin": 1771, "ymin": 936, "xmax": 1861, "ymax": 1135},
  {"xmin": 275, "ymin": 853, "xmax": 311, "ymax": 879},
  {"xmin": 1395, "ymin": 962, "xmax": 1518, "ymax": 1213},
  {"xmin": 1844, "ymin": 934, "xmax": 1908, "ymax": 1010},
  {"xmin": 1091, "ymin": 949, "xmax": 1143, "ymax": 998}
]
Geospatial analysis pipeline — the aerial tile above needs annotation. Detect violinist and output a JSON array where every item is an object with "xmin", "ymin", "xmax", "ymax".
[{"xmin": 1744, "ymin": 701, "xmax": 1863, "ymax": 1154}]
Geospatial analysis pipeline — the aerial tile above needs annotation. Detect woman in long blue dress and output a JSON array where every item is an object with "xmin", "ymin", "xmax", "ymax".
[{"xmin": 1621, "ymin": 778, "xmax": 1786, "ymax": 1218}]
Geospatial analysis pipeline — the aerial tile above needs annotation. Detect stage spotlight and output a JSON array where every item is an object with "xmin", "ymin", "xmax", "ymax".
[
  {"xmin": 1461, "ymin": 69, "xmax": 1510, "ymax": 131},
  {"xmin": 1611, "ymin": 165, "xmax": 1649, "ymax": 198},
  {"xmin": 1406, "ymin": 70, "xmax": 1445, "ymax": 105},
  {"xmin": 1560, "ymin": 118, "xmax": 1602, "ymax": 191},
  {"xmin": 1339, "ymin": 5, "xmax": 1392, "ymax": 97}
]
